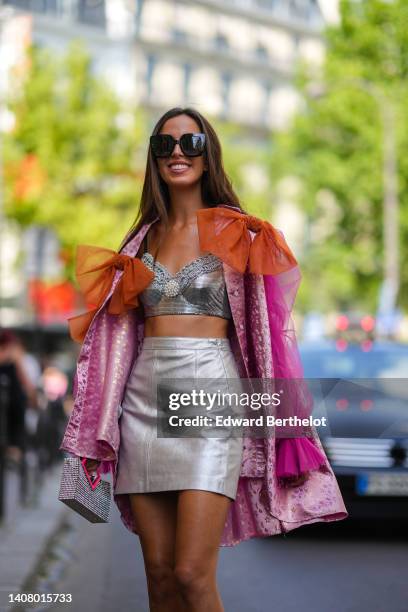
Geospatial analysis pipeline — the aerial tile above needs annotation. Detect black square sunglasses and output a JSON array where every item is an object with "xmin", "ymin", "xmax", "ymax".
[{"xmin": 150, "ymin": 133, "xmax": 206, "ymax": 158}]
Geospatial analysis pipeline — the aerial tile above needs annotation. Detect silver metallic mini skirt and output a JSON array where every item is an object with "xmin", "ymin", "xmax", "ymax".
[{"xmin": 114, "ymin": 336, "xmax": 244, "ymax": 500}]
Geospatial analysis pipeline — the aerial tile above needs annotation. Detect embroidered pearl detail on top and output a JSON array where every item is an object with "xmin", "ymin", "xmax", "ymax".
[{"xmin": 163, "ymin": 278, "xmax": 181, "ymax": 297}]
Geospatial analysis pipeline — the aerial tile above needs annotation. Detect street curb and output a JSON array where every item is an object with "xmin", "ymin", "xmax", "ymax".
[{"xmin": 0, "ymin": 461, "xmax": 69, "ymax": 612}]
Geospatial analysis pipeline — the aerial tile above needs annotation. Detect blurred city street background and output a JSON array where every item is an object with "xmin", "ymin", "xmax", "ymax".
[{"xmin": 0, "ymin": 0, "xmax": 407, "ymax": 611}]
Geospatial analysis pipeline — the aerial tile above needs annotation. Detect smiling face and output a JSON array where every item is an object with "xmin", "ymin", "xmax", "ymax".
[{"xmin": 155, "ymin": 114, "xmax": 207, "ymax": 189}]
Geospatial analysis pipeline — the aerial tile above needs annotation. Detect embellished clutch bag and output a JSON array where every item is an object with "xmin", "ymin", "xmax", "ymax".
[{"xmin": 58, "ymin": 456, "xmax": 111, "ymax": 523}]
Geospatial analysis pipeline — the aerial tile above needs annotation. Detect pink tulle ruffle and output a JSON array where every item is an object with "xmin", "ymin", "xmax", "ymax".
[{"xmin": 276, "ymin": 437, "xmax": 326, "ymax": 483}]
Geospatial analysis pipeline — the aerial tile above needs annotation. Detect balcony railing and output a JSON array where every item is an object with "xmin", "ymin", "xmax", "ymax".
[{"xmin": 3, "ymin": 0, "xmax": 107, "ymax": 28}]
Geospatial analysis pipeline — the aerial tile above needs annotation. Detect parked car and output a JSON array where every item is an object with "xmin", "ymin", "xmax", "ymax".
[{"xmin": 299, "ymin": 340, "xmax": 408, "ymax": 520}]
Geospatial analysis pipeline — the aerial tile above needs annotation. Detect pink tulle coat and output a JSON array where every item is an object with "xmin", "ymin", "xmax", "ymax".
[{"xmin": 59, "ymin": 204, "xmax": 348, "ymax": 546}]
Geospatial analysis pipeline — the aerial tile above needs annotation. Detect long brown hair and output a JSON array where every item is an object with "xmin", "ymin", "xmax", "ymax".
[{"xmin": 118, "ymin": 107, "xmax": 245, "ymax": 252}]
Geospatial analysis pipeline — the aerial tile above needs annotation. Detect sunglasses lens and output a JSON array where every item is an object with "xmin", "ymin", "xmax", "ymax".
[
  {"xmin": 180, "ymin": 133, "xmax": 206, "ymax": 156},
  {"xmin": 150, "ymin": 133, "xmax": 206, "ymax": 157},
  {"xmin": 150, "ymin": 135, "xmax": 174, "ymax": 157}
]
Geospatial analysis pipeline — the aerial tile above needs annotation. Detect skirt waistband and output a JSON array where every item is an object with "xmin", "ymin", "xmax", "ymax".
[{"xmin": 141, "ymin": 336, "xmax": 231, "ymax": 350}]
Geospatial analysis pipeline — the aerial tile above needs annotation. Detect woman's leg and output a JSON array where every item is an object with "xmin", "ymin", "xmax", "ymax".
[
  {"xmin": 129, "ymin": 491, "xmax": 188, "ymax": 612},
  {"xmin": 174, "ymin": 490, "xmax": 232, "ymax": 612}
]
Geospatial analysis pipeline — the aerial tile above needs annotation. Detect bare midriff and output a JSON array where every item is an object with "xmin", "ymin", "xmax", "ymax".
[{"xmin": 144, "ymin": 314, "xmax": 229, "ymax": 338}]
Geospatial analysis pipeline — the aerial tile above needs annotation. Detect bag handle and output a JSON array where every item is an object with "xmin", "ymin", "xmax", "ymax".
[{"xmin": 81, "ymin": 457, "xmax": 102, "ymax": 490}]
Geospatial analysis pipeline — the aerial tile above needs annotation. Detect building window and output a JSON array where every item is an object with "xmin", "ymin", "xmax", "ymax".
[
  {"xmin": 261, "ymin": 80, "xmax": 272, "ymax": 125},
  {"xmin": 146, "ymin": 54, "xmax": 156, "ymax": 100},
  {"xmin": 255, "ymin": 44, "xmax": 268, "ymax": 62},
  {"xmin": 183, "ymin": 62, "xmax": 192, "ymax": 103},
  {"xmin": 256, "ymin": 0, "xmax": 279, "ymax": 13},
  {"xmin": 289, "ymin": 0, "xmax": 313, "ymax": 21},
  {"xmin": 172, "ymin": 27, "xmax": 187, "ymax": 45},
  {"xmin": 215, "ymin": 33, "xmax": 229, "ymax": 52},
  {"xmin": 135, "ymin": 0, "xmax": 144, "ymax": 36},
  {"xmin": 221, "ymin": 71, "xmax": 232, "ymax": 118},
  {"xmin": 77, "ymin": 0, "xmax": 106, "ymax": 27},
  {"xmin": 4, "ymin": 0, "xmax": 58, "ymax": 13}
]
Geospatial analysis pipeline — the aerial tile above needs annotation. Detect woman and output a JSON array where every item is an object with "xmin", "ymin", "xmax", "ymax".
[{"xmin": 60, "ymin": 107, "xmax": 348, "ymax": 612}]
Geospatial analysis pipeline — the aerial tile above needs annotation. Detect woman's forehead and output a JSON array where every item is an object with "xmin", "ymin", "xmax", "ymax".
[{"xmin": 159, "ymin": 114, "xmax": 201, "ymax": 135}]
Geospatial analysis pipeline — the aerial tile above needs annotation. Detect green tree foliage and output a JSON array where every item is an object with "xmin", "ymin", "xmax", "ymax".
[
  {"xmin": 4, "ymin": 40, "xmax": 148, "ymax": 278},
  {"xmin": 213, "ymin": 118, "xmax": 272, "ymax": 221},
  {"xmin": 269, "ymin": 0, "xmax": 408, "ymax": 313}
]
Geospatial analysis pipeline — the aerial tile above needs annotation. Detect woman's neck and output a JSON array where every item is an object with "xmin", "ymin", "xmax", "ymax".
[{"xmin": 167, "ymin": 186, "xmax": 206, "ymax": 225}]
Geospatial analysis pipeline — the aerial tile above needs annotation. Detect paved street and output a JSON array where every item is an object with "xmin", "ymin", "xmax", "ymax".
[{"xmin": 38, "ymin": 494, "xmax": 408, "ymax": 612}]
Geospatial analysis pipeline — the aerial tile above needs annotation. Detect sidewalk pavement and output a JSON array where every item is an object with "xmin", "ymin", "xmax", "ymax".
[{"xmin": 0, "ymin": 460, "xmax": 69, "ymax": 612}]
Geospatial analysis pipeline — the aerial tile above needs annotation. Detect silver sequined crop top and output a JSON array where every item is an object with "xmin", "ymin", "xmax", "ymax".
[{"xmin": 138, "ymin": 252, "xmax": 232, "ymax": 319}]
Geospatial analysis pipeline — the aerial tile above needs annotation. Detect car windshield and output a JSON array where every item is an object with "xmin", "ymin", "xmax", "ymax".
[{"xmin": 299, "ymin": 342, "xmax": 408, "ymax": 378}]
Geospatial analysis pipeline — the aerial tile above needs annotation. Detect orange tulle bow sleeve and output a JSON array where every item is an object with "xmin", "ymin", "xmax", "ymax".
[
  {"xmin": 67, "ymin": 245, "xmax": 154, "ymax": 343},
  {"xmin": 196, "ymin": 207, "xmax": 298, "ymax": 275}
]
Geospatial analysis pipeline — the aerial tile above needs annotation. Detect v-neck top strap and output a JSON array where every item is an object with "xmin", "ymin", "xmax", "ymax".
[{"xmin": 138, "ymin": 251, "xmax": 232, "ymax": 319}]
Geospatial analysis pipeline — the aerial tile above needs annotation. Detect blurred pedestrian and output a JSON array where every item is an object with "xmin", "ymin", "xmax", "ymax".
[
  {"xmin": 38, "ymin": 365, "xmax": 68, "ymax": 466},
  {"xmin": 0, "ymin": 329, "xmax": 30, "ymax": 466}
]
